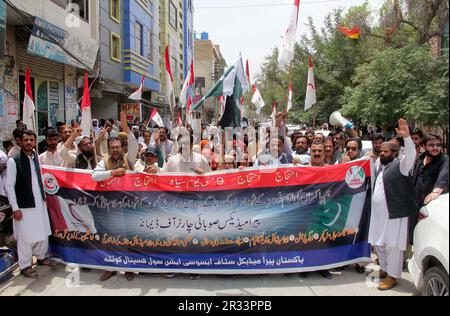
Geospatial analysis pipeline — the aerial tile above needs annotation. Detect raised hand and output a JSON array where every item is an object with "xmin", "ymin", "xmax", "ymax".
[
  {"xmin": 395, "ymin": 118, "xmax": 410, "ymax": 139},
  {"xmin": 120, "ymin": 112, "xmax": 130, "ymax": 134}
]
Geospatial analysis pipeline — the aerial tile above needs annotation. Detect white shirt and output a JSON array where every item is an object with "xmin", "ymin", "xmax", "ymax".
[
  {"xmin": 369, "ymin": 137, "xmax": 416, "ymax": 250},
  {"xmin": 164, "ymin": 152, "xmax": 211, "ymax": 173},
  {"xmin": 5, "ymin": 153, "xmax": 51, "ymax": 243},
  {"xmin": 7, "ymin": 144, "xmax": 20, "ymax": 158},
  {"xmin": 39, "ymin": 150, "xmax": 64, "ymax": 167},
  {"xmin": 150, "ymin": 139, "xmax": 173, "ymax": 160},
  {"xmin": 0, "ymin": 150, "xmax": 8, "ymax": 196}
]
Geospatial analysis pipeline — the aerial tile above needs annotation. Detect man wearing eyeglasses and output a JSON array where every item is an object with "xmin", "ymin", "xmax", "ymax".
[{"xmin": 413, "ymin": 133, "xmax": 448, "ymax": 207}]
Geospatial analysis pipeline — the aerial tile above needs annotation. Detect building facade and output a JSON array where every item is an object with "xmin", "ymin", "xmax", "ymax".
[
  {"xmin": 1, "ymin": 0, "xmax": 100, "ymax": 138},
  {"xmin": 183, "ymin": 0, "xmax": 194, "ymax": 79},
  {"xmin": 193, "ymin": 36, "xmax": 226, "ymax": 122},
  {"xmin": 160, "ymin": 0, "xmax": 184, "ymax": 102},
  {"xmin": 95, "ymin": 0, "xmax": 161, "ymax": 122}
]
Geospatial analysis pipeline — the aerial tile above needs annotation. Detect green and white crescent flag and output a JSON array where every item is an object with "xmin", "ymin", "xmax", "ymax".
[{"xmin": 192, "ymin": 55, "xmax": 249, "ymax": 112}]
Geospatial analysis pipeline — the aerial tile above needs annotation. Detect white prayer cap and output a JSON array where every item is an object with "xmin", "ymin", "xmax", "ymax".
[{"xmin": 75, "ymin": 136, "xmax": 89, "ymax": 146}]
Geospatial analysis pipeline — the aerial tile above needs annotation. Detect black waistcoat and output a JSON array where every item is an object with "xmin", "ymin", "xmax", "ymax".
[
  {"xmin": 382, "ymin": 159, "xmax": 420, "ymax": 219},
  {"xmin": 12, "ymin": 150, "xmax": 46, "ymax": 209}
]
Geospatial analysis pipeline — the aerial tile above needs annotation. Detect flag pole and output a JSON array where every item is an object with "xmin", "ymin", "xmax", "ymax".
[
  {"xmin": 313, "ymin": 103, "xmax": 317, "ymax": 130},
  {"xmin": 91, "ymin": 128, "xmax": 99, "ymax": 165},
  {"xmin": 171, "ymin": 89, "xmax": 176, "ymax": 126}
]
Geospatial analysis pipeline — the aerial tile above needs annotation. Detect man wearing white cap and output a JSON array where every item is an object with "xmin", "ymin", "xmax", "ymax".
[
  {"xmin": 368, "ymin": 118, "xmax": 418, "ymax": 290},
  {"xmin": 60, "ymin": 128, "xmax": 99, "ymax": 170}
]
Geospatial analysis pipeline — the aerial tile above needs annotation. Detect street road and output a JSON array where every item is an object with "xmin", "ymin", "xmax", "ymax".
[{"xmin": 0, "ymin": 261, "xmax": 417, "ymax": 296}]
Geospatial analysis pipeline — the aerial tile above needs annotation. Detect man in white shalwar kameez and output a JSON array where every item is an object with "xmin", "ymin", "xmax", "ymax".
[
  {"xmin": 6, "ymin": 130, "xmax": 56, "ymax": 278},
  {"xmin": 368, "ymin": 118, "xmax": 417, "ymax": 290}
]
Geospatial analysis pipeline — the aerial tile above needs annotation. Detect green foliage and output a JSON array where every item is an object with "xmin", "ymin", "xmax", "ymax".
[
  {"xmin": 341, "ymin": 45, "xmax": 448, "ymax": 129},
  {"xmin": 255, "ymin": 1, "xmax": 448, "ymax": 131}
]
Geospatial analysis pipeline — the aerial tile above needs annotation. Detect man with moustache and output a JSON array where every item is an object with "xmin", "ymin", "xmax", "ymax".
[
  {"xmin": 6, "ymin": 130, "xmax": 56, "ymax": 278},
  {"xmin": 7, "ymin": 127, "xmax": 26, "ymax": 158},
  {"xmin": 294, "ymin": 135, "xmax": 310, "ymax": 156},
  {"xmin": 413, "ymin": 133, "xmax": 448, "ymax": 207},
  {"xmin": 410, "ymin": 133, "xmax": 448, "ymax": 249},
  {"xmin": 60, "ymin": 128, "xmax": 99, "ymax": 170},
  {"xmin": 411, "ymin": 128, "xmax": 425, "ymax": 158},
  {"xmin": 301, "ymin": 141, "xmax": 333, "ymax": 279},
  {"xmin": 368, "ymin": 119, "xmax": 417, "ymax": 290},
  {"xmin": 39, "ymin": 129, "xmax": 63, "ymax": 167}
]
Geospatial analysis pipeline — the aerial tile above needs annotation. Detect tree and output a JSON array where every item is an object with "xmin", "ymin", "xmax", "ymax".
[{"xmin": 341, "ymin": 45, "xmax": 449, "ymax": 133}]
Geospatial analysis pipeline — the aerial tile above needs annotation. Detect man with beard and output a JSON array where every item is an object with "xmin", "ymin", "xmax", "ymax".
[
  {"xmin": 7, "ymin": 127, "xmax": 26, "ymax": 158},
  {"xmin": 294, "ymin": 135, "xmax": 310, "ymax": 156},
  {"xmin": 150, "ymin": 127, "xmax": 174, "ymax": 162},
  {"xmin": 255, "ymin": 135, "xmax": 295, "ymax": 167},
  {"xmin": 92, "ymin": 113, "xmax": 138, "ymax": 282},
  {"xmin": 411, "ymin": 128, "xmax": 424, "ymax": 158},
  {"xmin": 39, "ymin": 129, "xmax": 63, "ymax": 167},
  {"xmin": 5, "ymin": 130, "xmax": 57, "ymax": 278},
  {"xmin": 366, "ymin": 134, "xmax": 385, "ymax": 171},
  {"xmin": 57, "ymin": 125, "xmax": 78, "ymax": 167},
  {"xmin": 368, "ymin": 118, "xmax": 417, "ymax": 290},
  {"xmin": 60, "ymin": 128, "xmax": 99, "ymax": 170},
  {"xmin": 413, "ymin": 133, "xmax": 448, "ymax": 207},
  {"xmin": 411, "ymin": 133, "xmax": 448, "ymax": 248}
]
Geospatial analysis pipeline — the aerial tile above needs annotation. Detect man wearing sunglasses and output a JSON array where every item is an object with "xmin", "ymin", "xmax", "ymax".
[{"xmin": 413, "ymin": 133, "xmax": 448, "ymax": 207}]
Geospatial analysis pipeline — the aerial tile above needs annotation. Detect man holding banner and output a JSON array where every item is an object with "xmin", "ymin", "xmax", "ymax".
[{"xmin": 91, "ymin": 113, "xmax": 137, "ymax": 282}]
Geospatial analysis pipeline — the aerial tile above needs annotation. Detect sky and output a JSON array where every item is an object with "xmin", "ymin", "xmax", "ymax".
[{"xmin": 194, "ymin": 0, "xmax": 386, "ymax": 76}]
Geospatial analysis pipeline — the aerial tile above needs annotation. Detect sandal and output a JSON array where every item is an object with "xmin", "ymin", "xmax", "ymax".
[
  {"xmin": 20, "ymin": 267, "xmax": 39, "ymax": 279},
  {"xmin": 36, "ymin": 258, "xmax": 58, "ymax": 269}
]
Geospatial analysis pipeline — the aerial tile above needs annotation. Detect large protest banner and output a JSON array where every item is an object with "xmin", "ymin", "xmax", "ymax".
[{"xmin": 42, "ymin": 158, "xmax": 372, "ymax": 274}]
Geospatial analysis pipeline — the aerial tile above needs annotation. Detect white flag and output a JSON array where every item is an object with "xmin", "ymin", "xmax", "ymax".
[
  {"xmin": 305, "ymin": 56, "xmax": 317, "ymax": 111},
  {"xmin": 180, "ymin": 61, "xmax": 194, "ymax": 108},
  {"xmin": 287, "ymin": 82, "xmax": 293, "ymax": 112},
  {"xmin": 271, "ymin": 103, "xmax": 277, "ymax": 127},
  {"xmin": 251, "ymin": 85, "xmax": 265, "ymax": 115},
  {"xmin": 129, "ymin": 75, "xmax": 144, "ymax": 100},
  {"xmin": 278, "ymin": 0, "xmax": 300, "ymax": 69},
  {"xmin": 150, "ymin": 108, "xmax": 164, "ymax": 128},
  {"xmin": 23, "ymin": 68, "xmax": 35, "ymax": 131}
]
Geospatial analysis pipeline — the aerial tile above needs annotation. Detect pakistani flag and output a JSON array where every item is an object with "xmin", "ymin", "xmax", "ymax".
[
  {"xmin": 192, "ymin": 55, "xmax": 249, "ymax": 127},
  {"xmin": 306, "ymin": 191, "xmax": 367, "ymax": 235}
]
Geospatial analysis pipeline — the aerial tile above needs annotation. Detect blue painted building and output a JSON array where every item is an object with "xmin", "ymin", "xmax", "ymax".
[
  {"xmin": 183, "ymin": 0, "xmax": 194, "ymax": 78},
  {"xmin": 123, "ymin": 0, "xmax": 160, "ymax": 91},
  {"xmin": 95, "ymin": 0, "xmax": 161, "ymax": 121}
]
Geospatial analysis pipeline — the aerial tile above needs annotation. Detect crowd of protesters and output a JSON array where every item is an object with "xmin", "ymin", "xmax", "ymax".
[{"xmin": 0, "ymin": 112, "xmax": 448, "ymax": 290}]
